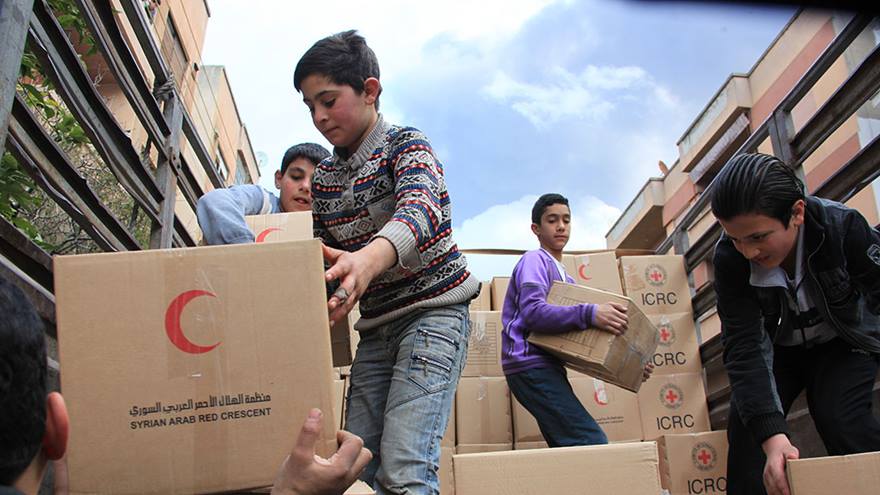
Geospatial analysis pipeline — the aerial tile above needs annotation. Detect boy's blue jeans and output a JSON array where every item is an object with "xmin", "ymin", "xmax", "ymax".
[
  {"xmin": 506, "ymin": 365, "xmax": 608, "ymax": 447},
  {"xmin": 344, "ymin": 303, "xmax": 469, "ymax": 495}
]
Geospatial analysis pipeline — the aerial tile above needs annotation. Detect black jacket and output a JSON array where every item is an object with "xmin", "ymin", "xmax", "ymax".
[{"xmin": 713, "ymin": 196, "xmax": 880, "ymax": 444}]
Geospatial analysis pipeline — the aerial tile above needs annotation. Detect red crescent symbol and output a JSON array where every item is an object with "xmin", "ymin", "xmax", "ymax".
[
  {"xmin": 255, "ymin": 227, "xmax": 281, "ymax": 243},
  {"xmin": 578, "ymin": 264, "xmax": 593, "ymax": 281},
  {"xmin": 165, "ymin": 290, "xmax": 221, "ymax": 354}
]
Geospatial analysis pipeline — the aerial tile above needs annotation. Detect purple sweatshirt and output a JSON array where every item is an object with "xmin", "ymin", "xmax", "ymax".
[{"xmin": 501, "ymin": 249, "xmax": 596, "ymax": 375}]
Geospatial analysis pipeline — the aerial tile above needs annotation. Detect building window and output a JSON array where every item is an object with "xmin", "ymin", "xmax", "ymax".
[
  {"xmin": 142, "ymin": 0, "xmax": 159, "ymax": 22},
  {"xmin": 215, "ymin": 145, "xmax": 229, "ymax": 183},
  {"xmin": 160, "ymin": 13, "xmax": 188, "ymax": 88},
  {"xmin": 233, "ymin": 151, "xmax": 252, "ymax": 185}
]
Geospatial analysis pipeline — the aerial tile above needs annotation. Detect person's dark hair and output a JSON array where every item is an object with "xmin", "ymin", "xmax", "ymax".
[
  {"xmin": 532, "ymin": 193, "xmax": 570, "ymax": 225},
  {"xmin": 0, "ymin": 277, "xmax": 47, "ymax": 486},
  {"xmin": 280, "ymin": 142, "xmax": 330, "ymax": 174},
  {"xmin": 710, "ymin": 153, "xmax": 805, "ymax": 227},
  {"xmin": 293, "ymin": 29, "xmax": 382, "ymax": 110}
]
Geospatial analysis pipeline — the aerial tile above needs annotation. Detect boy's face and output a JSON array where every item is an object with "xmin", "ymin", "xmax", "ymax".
[
  {"xmin": 718, "ymin": 200, "xmax": 805, "ymax": 269},
  {"xmin": 300, "ymin": 74, "xmax": 379, "ymax": 151},
  {"xmin": 531, "ymin": 203, "xmax": 571, "ymax": 253},
  {"xmin": 274, "ymin": 157, "xmax": 315, "ymax": 212}
]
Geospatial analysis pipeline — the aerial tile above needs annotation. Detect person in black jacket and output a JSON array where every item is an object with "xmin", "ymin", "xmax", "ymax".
[{"xmin": 711, "ymin": 153, "xmax": 880, "ymax": 495}]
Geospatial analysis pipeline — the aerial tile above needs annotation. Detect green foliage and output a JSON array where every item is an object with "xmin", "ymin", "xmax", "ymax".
[{"xmin": 0, "ymin": 153, "xmax": 52, "ymax": 250}]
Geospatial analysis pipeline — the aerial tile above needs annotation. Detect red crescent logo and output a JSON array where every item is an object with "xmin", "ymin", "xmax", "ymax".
[
  {"xmin": 577, "ymin": 264, "xmax": 593, "ymax": 282},
  {"xmin": 255, "ymin": 227, "xmax": 281, "ymax": 243},
  {"xmin": 164, "ymin": 290, "xmax": 221, "ymax": 354}
]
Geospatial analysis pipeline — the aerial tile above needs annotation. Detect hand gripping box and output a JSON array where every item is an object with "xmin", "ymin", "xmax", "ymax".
[
  {"xmin": 453, "ymin": 442, "xmax": 662, "ymax": 495},
  {"xmin": 55, "ymin": 240, "xmax": 337, "ymax": 494},
  {"xmin": 528, "ymin": 282, "xmax": 658, "ymax": 392},
  {"xmin": 658, "ymin": 431, "xmax": 728, "ymax": 494}
]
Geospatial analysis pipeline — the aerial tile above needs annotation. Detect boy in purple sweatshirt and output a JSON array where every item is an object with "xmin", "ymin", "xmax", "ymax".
[{"xmin": 502, "ymin": 193, "xmax": 650, "ymax": 446}]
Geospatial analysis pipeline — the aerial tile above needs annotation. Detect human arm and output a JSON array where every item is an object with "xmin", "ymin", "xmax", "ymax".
[
  {"xmin": 271, "ymin": 409, "xmax": 372, "ymax": 495},
  {"xmin": 323, "ymin": 239, "xmax": 396, "ymax": 325},
  {"xmin": 196, "ymin": 185, "xmax": 274, "ymax": 245},
  {"xmin": 761, "ymin": 433, "xmax": 799, "ymax": 495},
  {"xmin": 714, "ymin": 238, "xmax": 789, "ymax": 444}
]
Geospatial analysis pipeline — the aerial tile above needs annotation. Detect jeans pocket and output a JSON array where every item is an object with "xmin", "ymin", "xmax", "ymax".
[{"xmin": 407, "ymin": 313, "xmax": 464, "ymax": 395}]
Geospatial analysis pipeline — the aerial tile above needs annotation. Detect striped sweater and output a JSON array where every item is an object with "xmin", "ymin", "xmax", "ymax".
[{"xmin": 313, "ymin": 115, "xmax": 480, "ymax": 330}]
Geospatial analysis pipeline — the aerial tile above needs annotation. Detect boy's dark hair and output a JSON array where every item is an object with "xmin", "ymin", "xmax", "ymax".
[
  {"xmin": 293, "ymin": 29, "xmax": 382, "ymax": 110},
  {"xmin": 280, "ymin": 142, "xmax": 330, "ymax": 174},
  {"xmin": 710, "ymin": 153, "xmax": 805, "ymax": 227},
  {"xmin": 532, "ymin": 193, "xmax": 570, "ymax": 225},
  {"xmin": 0, "ymin": 277, "xmax": 47, "ymax": 485}
]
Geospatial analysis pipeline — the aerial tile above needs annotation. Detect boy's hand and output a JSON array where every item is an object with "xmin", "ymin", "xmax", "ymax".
[
  {"xmin": 323, "ymin": 240, "xmax": 396, "ymax": 325},
  {"xmin": 762, "ymin": 433, "xmax": 799, "ymax": 495},
  {"xmin": 271, "ymin": 409, "xmax": 372, "ymax": 495},
  {"xmin": 642, "ymin": 362, "xmax": 654, "ymax": 382},
  {"xmin": 593, "ymin": 302, "xmax": 628, "ymax": 335}
]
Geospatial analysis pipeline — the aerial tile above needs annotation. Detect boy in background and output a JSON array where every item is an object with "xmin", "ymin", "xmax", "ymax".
[
  {"xmin": 293, "ymin": 30, "xmax": 479, "ymax": 494},
  {"xmin": 712, "ymin": 153, "xmax": 880, "ymax": 495},
  {"xmin": 502, "ymin": 193, "xmax": 652, "ymax": 447},
  {"xmin": 197, "ymin": 142, "xmax": 329, "ymax": 245}
]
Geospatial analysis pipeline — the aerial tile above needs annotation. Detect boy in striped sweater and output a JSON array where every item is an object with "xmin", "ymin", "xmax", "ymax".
[{"xmin": 293, "ymin": 30, "xmax": 479, "ymax": 494}]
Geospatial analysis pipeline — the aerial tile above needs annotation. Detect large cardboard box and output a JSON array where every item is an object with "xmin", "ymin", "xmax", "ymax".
[
  {"xmin": 648, "ymin": 312, "xmax": 701, "ymax": 375},
  {"xmin": 470, "ymin": 281, "xmax": 491, "ymax": 311},
  {"xmin": 462, "ymin": 311, "xmax": 504, "ymax": 377},
  {"xmin": 511, "ymin": 396, "xmax": 542, "ymax": 444},
  {"xmin": 440, "ymin": 446, "xmax": 455, "ymax": 495},
  {"xmin": 620, "ymin": 255, "xmax": 693, "ymax": 315},
  {"xmin": 456, "ymin": 377, "xmax": 512, "ymax": 446},
  {"xmin": 658, "ymin": 431, "xmax": 728, "ymax": 495},
  {"xmin": 453, "ymin": 442, "xmax": 662, "ymax": 494},
  {"xmin": 244, "ymin": 211, "xmax": 313, "ymax": 242},
  {"xmin": 638, "ymin": 372, "xmax": 710, "ymax": 440},
  {"xmin": 787, "ymin": 451, "xmax": 880, "ymax": 495},
  {"xmin": 456, "ymin": 444, "xmax": 514, "ymax": 454},
  {"xmin": 528, "ymin": 282, "xmax": 658, "ymax": 392},
  {"xmin": 55, "ymin": 240, "xmax": 337, "ymax": 494},
  {"xmin": 562, "ymin": 251, "xmax": 623, "ymax": 294},
  {"xmin": 245, "ymin": 211, "xmax": 351, "ymax": 367},
  {"xmin": 490, "ymin": 276, "xmax": 510, "ymax": 311},
  {"xmin": 571, "ymin": 376, "xmax": 644, "ymax": 442}
]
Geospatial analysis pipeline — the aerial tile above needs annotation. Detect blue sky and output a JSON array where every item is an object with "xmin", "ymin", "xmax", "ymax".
[{"xmin": 202, "ymin": 0, "xmax": 795, "ymax": 279}]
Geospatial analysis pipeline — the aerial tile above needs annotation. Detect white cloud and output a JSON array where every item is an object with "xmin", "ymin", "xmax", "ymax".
[
  {"xmin": 454, "ymin": 194, "xmax": 621, "ymax": 280},
  {"xmin": 482, "ymin": 65, "xmax": 677, "ymax": 129}
]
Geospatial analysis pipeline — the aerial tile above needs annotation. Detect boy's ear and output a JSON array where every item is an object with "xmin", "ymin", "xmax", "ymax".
[
  {"xmin": 42, "ymin": 392, "xmax": 69, "ymax": 461},
  {"xmin": 274, "ymin": 169, "xmax": 283, "ymax": 190},
  {"xmin": 790, "ymin": 199, "xmax": 806, "ymax": 227},
  {"xmin": 363, "ymin": 77, "xmax": 381, "ymax": 106},
  {"xmin": 531, "ymin": 223, "xmax": 540, "ymax": 236}
]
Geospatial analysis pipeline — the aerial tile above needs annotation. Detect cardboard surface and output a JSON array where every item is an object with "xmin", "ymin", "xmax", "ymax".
[
  {"xmin": 344, "ymin": 480, "xmax": 376, "ymax": 495},
  {"xmin": 453, "ymin": 442, "xmax": 662, "ymax": 494},
  {"xmin": 55, "ymin": 240, "xmax": 337, "ymax": 494},
  {"xmin": 469, "ymin": 281, "xmax": 492, "ymax": 311},
  {"xmin": 333, "ymin": 379, "xmax": 346, "ymax": 430},
  {"xmin": 442, "ymin": 396, "xmax": 456, "ymax": 448},
  {"xmin": 511, "ymin": 396, "xmax": 543, "ymax": 444},
  {"xmin": 528, "ymin": 282, "xmax": 658, "ymax": 392},
  {"xmin": 572, "ymin": 376, "xmax": 644, "ymax": 442},
  {"xmin": 787, "ymin": 451, "xmax": 880, "ymax": 495},
  {"xmin": 561, "ymin": 251, "xmax": 624, "ymax": 294},
  {"xmin": 462, "ymin": 311, "xmax": 504, "ymax": 377},
  {"xmin": 490, "ymin": 276, "xmax": 510, "ymax": 311},
  {"xmin": 513, "ymin": 440, "xmax": 549, "ymax": 450},
  {"xmin": 456, "ymin": 444, "xmax": 514, "ymax": 454},
  {"xmin": 638, "ymin": 372, "xmax": 710, "ymax": 440},
  {"xmin": 620, "ymin": 255, "xmax": 693, "ymax": 315},
  {"xmin": 648, "ymin": 312, "xmax": 701, "ymax": 375},
  {"xmin": 244, "ymin": 211, "xmax": 313, "ymax": 243},
  {"xmin": 456, "ymin": 377, "xmax": 512, "ymax": 446},
  {"xmin": 658, "ymin": 431, "xmax": 728, "ymax": 494}
]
